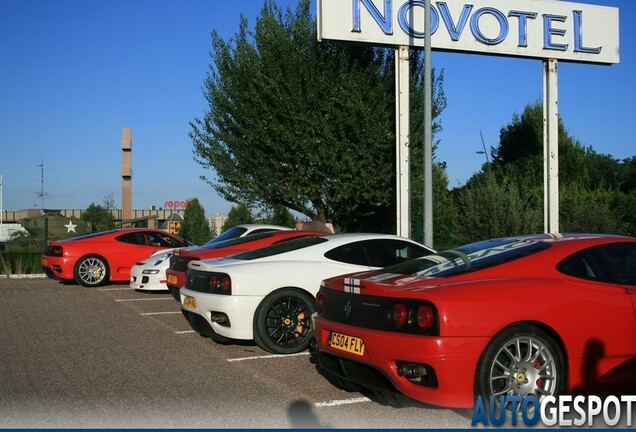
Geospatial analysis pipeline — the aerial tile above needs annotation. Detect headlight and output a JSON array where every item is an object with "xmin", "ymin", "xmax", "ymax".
[{"xmin": 142, "ymin": 269, "xmax": 160, "ymax": 275}]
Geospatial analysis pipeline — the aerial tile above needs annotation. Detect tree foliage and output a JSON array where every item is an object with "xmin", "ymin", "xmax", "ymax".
[
  {"xmin": 191, "ymin": 0, "xmax": 446, "ymax": 233},
  {"xmin": 455, "ymin": 102, "xmax": 635, "ymax": 241},
  {"xmin": 221, "ymin": 204, "xmax": 254, "ymax": 232},
  {"xmin": 179, "ymin": 198, "xmax": 211, "ymax": 245},
  {"xmin": 81, "ymin": 198, "xmax": 115, "ymax": 233},
  {"xmin": 260, "ymin": 205, "xmax": 296, "ymax": 228}
]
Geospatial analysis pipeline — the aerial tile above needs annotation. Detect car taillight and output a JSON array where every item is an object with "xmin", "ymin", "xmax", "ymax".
[
  {"xmin": 209, "ymin": 273, "xmax": 231, "ymax": 294},
  {"xmin": 387, "ymin": 301, "xmax": 438, "ymax": 334},
  {"xmin": 316, "ymin": 288, "xmax": 326, "ymax": 312},
  {"xmin": 390, "ymin": 303, "xmax": 408, "ymax": 327},
  {"xmin": 416, "ymin": 305, "xmax": 434, "ymax": 329}
]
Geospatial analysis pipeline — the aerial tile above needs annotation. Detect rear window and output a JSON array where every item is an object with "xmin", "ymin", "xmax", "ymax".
[
  {"xmin": 206, "ymin": 226, "xmax": 248, "ymax": 244},
  {"xmin": 383, "ymin": 238, "xmax": 550, "ymax": 278},
  {"xmin": 201, "ymin": 232, "xmax": 274, "ymax": 249},
  {"xmin": 231, "ymin": 236, "xmax": 326, "ymax": 261}
]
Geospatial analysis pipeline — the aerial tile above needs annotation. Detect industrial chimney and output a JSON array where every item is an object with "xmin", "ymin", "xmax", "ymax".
[{"xmin": 121, "ymin": 128, "xmax": 132, "ymax": 221}]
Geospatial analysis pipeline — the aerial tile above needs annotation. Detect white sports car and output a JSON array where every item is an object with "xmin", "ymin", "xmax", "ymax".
[
  {"xmin": 130, "ymin": 248, "xmax": 177, "ymax": 291},
  {"xmin": 130, "ymin": 224, "xmax": 291, "ymax": 292},
  {"xmin": 180, "ymin": 233, "xmax": 434, "ymax": 354}
]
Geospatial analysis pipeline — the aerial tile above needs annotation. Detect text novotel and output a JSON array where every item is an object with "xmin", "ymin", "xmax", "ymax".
[{"xmin": 317, "ymin": 0, "xmax": 620, "ymax": 64}]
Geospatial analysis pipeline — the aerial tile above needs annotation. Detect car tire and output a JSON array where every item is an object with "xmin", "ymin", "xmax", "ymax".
[
  {"xmin": 475, "ymin": 323, "xmax": 566, "ymax": 417},
  {"xmin": 253, "ymin": 288, "xmax": 317, "ymax": 354},
  {"xmin": 74, "ymin": 254, "xmax": 109, "ymax": 287}
]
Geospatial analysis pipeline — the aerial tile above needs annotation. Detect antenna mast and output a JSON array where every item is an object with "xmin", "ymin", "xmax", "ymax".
[{"xmin": 36, "ymin": 159, "xmax": 46, "ymax": 211}]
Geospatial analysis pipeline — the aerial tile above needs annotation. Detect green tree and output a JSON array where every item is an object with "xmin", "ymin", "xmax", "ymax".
[
  {"xmin": 81, "ymin": 200, "xmax": 115, "ymax": 232},
  {"xmin": 456, "ymin": 171, "xmax": 542, "ymax": 243},
  {"xmin": 221, "ymin": 204, "xmax": 254, "ymax": 232},
  {"xmin": 457, "ymin": 102, "xmax": 634, "ymax": 240},
  {"xmin": 190, "ymin": 0, "xmax": 445, "ymax": 233},
  {"xmin": 179, "ymin": 198, "xmax": 211, "ymax": 245},
  {"xmin": 260, "ymin": 205, "xmax": 296, "ymax": 228}
]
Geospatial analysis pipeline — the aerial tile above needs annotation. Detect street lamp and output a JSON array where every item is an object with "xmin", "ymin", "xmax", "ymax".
[{"xmin": 477, "ymin": 131, "xmax": 490, "ymax": 163}]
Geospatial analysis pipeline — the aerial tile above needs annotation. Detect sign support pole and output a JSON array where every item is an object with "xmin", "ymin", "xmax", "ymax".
[
  {"xmin": 395, "ymin": 45, "xmax": 410, "ymax": 238},
  {"xmin": 543, "ymin": 59, "xmax": 560, "ymax": 234},
  {"xmin": 423, "ymin": 0, "xmax": 433, "ymax": 248}
]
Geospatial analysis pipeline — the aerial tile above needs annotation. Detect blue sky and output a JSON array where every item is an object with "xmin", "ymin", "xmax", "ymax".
[{"xmin": 0, "ymin": 0, "xmax": 633, "ymax": 217}]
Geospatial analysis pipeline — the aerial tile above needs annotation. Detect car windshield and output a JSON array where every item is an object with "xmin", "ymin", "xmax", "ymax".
[
  {"xmin": 231, "ymin": 236, "xmax": 327, "ymax": 261},
  {"xmin": 206, "ymin": 226, "xmax": 249, "ymax": 244},
  {"xmin": 382, "ymin": 237, "xmax": 550, "ymax": 278},
  {"xmin": 201, "ymin": 232, "xmax": 275, "ymax": 249}
]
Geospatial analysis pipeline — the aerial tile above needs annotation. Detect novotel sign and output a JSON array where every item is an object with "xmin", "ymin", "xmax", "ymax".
[{"xmin": 317, "ymin": 0, "xmax": 619, "ymax": 64}]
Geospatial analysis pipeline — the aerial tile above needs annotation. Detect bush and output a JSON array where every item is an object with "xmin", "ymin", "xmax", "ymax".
[{"xmin": 0, "ymin": 250, "xmax": 42, "ymax": 275}]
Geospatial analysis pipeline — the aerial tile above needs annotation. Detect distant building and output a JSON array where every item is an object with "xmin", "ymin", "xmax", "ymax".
[{"xmin": 208, "ymin": 213, "xmax": 228, "ymax": 237}]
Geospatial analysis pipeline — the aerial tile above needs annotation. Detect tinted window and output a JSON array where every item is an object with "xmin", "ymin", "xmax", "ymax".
[
  {"xmin": 202, "ymin": 232, "xmax": 274, "ymax": 249},
  {"xmin": 207, "ymin": 226, "xmax": 248, "ymax": 244},
  {"xmin": 116, "ymin": 232, "xmax": 145, "ymax": 245},
  {"xmin": 150, "ymin": 232, "xmax": 187, "ymax": 248},
  {"xmin": 383, "ymin": 238, "xmax": 549, "ymax": 278},
  {"xmin": 325, "ymin": 239, "xmax": 431, "ymax": 267},
  {"xmin": 560, "ymin": 243, "xmax": 636, "ymax": 285},
  {"xmin": 232, "ymin": 236, "xmax": 326, "ymax": 260},
  {"xmin": 600, "ymin": 243, "xmax": 636, "ymax": 284}
]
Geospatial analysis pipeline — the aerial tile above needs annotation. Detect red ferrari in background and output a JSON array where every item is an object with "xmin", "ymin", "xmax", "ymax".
[
  {"xmin": 165, "ymin": 229, "xmax": 326, "ymax": 300},
  {"xmin": 41, "ymin": 228, "xmax": 190, "ymax": 287},
  {"xmin": 311, "ymin": 234, "xmax": 636, "ymax": 412}
]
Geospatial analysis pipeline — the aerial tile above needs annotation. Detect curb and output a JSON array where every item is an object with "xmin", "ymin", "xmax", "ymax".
[{"xmin": 0, "ymin": 274, "xmax": 48, "ymax": 279}]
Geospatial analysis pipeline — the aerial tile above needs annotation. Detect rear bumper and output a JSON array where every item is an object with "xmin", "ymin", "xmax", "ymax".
[
  {"xmin": 40, "ymin": 256, "xmax": 73, "ymax": 282},
  {"xmin": 312, "ymin": 314, "xmax": 488, "ymax": 408}
]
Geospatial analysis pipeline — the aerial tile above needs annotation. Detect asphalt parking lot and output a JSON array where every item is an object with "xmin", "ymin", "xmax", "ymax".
[{"xmin": 0, "ymin": 277, "xmax": 472, "ymax": 429}]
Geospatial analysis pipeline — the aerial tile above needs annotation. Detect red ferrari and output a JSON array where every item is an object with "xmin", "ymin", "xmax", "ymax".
[
  {"xmin": 41, "ymin": 228, "xmax": 190, "ymax": 287},
  {"xmin": 311, "ymin": 234, "xmax": 636, "ymax": 411},
  {"xmin": 165, "ymin": 229, "xmax": 326, "ymax": 300}
]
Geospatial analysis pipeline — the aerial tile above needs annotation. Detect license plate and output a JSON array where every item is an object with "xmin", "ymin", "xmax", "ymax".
[
  {"xmin": 329, "ymin": 332, "xmax": 365, "ymax": 356},
  {"xmin": 183, "ymin": 295, "xmax": 197, "ymax": 309},
  {"xmin": 167, "ymin": 274, "xmax": 177, "ymax": 285}
]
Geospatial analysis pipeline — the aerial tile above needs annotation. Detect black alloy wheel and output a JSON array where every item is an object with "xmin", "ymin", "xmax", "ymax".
[{"xmin": 254, "ymin": 288, "xmax": 317, "ymax": 354}]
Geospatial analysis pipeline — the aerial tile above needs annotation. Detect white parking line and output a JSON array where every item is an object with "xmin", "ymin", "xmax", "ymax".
[
  {"xmin": 175, "ymin": 330, "xmax": 196, "ymax": 334},
  {"xmin": 140, "ymin": 311, "xmax": 182, "ymax": 316},
  {"xmin": 314, "ymin": 397, "xmax": 371, "ymax": 408},
  {"xmin": 227, "ymin": 352, "xmax": 310, "ymax": 362},
  {"xmin": 115, "ymin": 297, "xmax": 174, "ymax": 302},
  {"xmin": 98, "ymin": 287, "xmax": 135, "ymax": 291}
]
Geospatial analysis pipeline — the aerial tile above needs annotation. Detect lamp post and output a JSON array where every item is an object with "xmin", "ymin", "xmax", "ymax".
[{"xmin": 477, "ymin": 131, "xmax": 490, "ymax": 164}]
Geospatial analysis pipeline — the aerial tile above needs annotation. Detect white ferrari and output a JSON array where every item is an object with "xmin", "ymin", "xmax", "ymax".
[
  {"xmin": 131, "ymin": 224, "xmax": 291, "ymax": 292},
  {"xmin": 179, "ymin": 233, "xmax": 434, "ymax": 354}
]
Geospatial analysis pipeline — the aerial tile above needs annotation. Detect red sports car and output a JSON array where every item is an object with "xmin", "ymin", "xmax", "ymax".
[
  {"xmin": 165, "ymin": 230, "xmax": 326, "ymax": 300},
  {"xmin": 41, "ymin": 228, "xmax": 190, "ymax": 287},
  {"xmin": 311, "ymin": 234, "xmax": 636, "ymax": 412}
]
